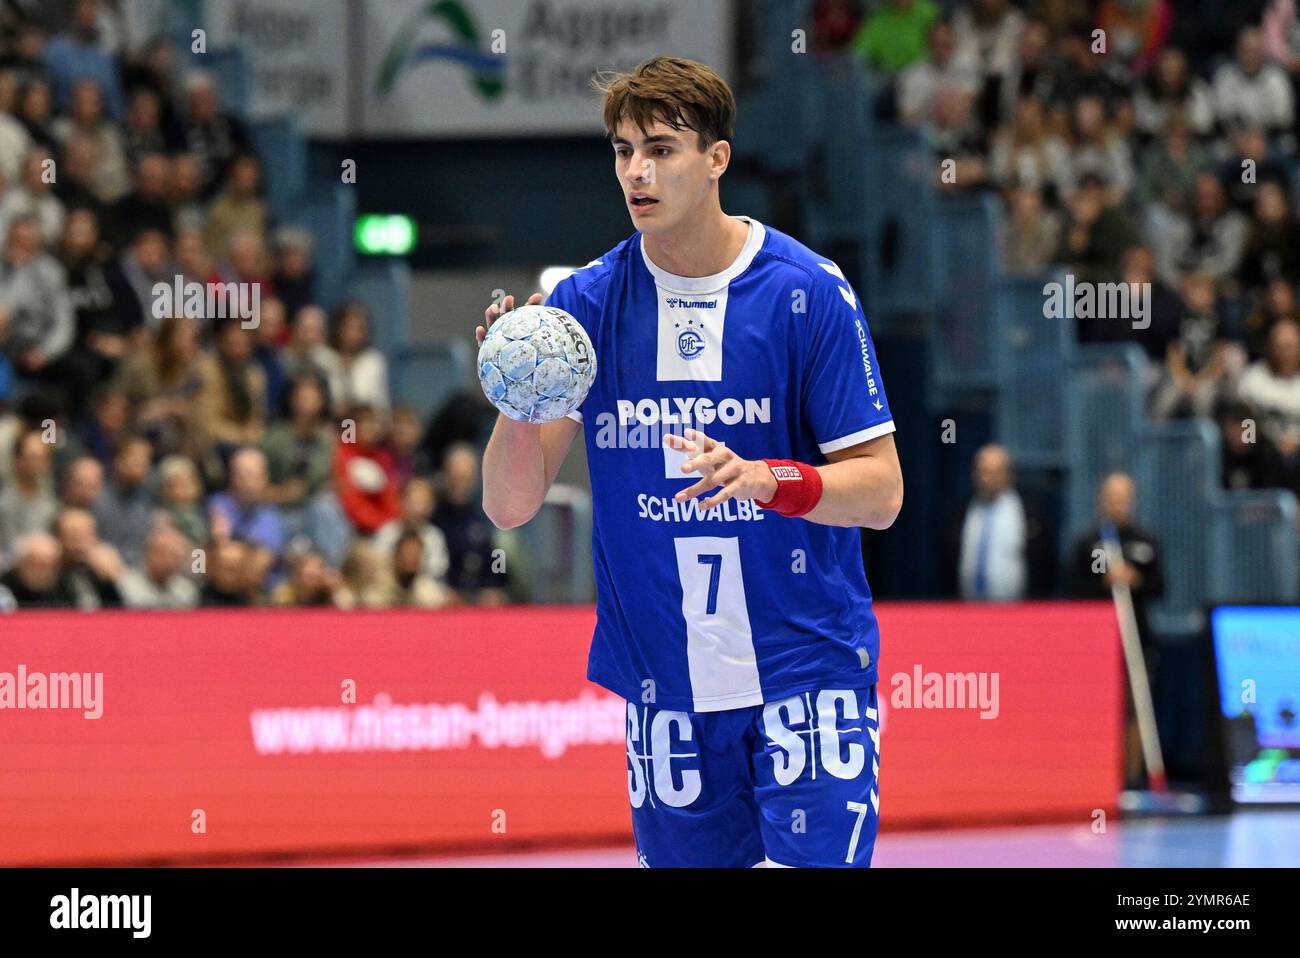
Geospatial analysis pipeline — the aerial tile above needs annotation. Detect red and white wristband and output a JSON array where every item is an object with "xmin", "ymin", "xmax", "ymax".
[{"xmin": 754, "ymin": 459, "xmax": 824, "ymax": 517}]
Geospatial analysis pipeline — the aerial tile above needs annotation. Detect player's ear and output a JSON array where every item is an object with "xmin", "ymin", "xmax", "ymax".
[{"xmin": 708, "ymin": 138, "xmax": 731, "ymax": 180}]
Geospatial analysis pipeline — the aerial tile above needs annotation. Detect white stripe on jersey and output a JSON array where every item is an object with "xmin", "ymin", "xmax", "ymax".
[
  {"xmin": 818, "ymin": 420, "xmax": 896, "ymax": 454},
  {"xmin": 672, "ymin": 536, "xmax": 761, "ymax": 710}
]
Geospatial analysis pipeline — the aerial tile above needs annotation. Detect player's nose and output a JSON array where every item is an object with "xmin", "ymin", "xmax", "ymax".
[{"xmin": 624, "ymin": 156, "xmax": 650, "ymax": 184}]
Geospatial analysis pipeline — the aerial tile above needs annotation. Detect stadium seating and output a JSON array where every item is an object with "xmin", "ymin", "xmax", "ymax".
[
  {"xmin": 1065, "ymin": 345, "xmax": 1148, "ymax": 552},
  {"xmin": 790, "ymin": 66, "xmax": 1300, "ymax": 626},
  {"xmin": 799, "ymin": 57, "xmax": 873, "ymax": 254},
  {"xmin": 248, "ymin": 116, "xmax": 307, "ymax": 223},
  {"xmin": 1209, "ymin": 491, "xmax": 1300, "ymax": 605},
  {"xmin": 867, "ymin": 126, "xmax": 941, "ymax": 323},
  {"xmin": 390, "ymin": 342, "xmax": 472, "ymax": 421},
  {"xmin": 1136, "ymin": 420, "xmax": 1219, "ymax": 636},
  {"xmin": 995, "ymin": 273, "xmax": 1073, "ymax": 470},
  {"xmin": 286, "ymin": 183, "xmax": 358, "ymax": 308},
  {"xmin": 732, "ymin": 0, "xmax": 821, "ymax": 176},
  {"xmin": 515, "ymin": 484, "xmax": 595, "ymax": 604},
  {"xmin": 349, "ymin": 259, "xmax": 413, "ymax": 356},
  {"xmin": 931, "ymin": 193, "xmax": 1002, "ymax": 394}
]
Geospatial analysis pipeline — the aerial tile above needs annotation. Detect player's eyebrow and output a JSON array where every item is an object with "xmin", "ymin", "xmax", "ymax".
[{"xmin": 610, "ymin": 133, "xmax": 680, "ymax": 147}]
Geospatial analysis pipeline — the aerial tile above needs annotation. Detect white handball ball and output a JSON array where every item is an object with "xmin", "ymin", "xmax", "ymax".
[{"xmin": 478, "ymin": 304, "xmax": 596, "ymax": 423}]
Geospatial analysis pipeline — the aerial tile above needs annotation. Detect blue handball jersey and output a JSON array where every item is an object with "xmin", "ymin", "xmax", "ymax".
[{"xmin": 546, "ymin": 217, "xmax": 894, "ymax": 713}]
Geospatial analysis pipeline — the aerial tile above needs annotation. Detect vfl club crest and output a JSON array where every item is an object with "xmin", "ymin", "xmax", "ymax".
[{"xmin": 675, "ymin": 317, "xmax": 705, "ymax": 360}]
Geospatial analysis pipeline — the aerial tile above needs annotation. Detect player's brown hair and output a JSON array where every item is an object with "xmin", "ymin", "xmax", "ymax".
[{"xmin": 593, "ymin": 56, "xmax": 735, "ymax": 149}]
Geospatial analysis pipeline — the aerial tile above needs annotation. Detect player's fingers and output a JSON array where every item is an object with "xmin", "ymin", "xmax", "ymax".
[
  {"xmin": 702, "ymin": 482, "xmax": 739, "ymax": 510},
  {"xmin": 709, "ymin": 461, "xmax": 743, "ymax": 488},
  {"xmin": 674, "ymin": 476, "xmax": 717, "ymax": 501},
  {"xmin": 681, "ymin": 453, "xmax": 717, "ymax": 477},
  {"xmin": 690, "ymin": 446, "xmax": 732, "ymax": 475},
  {"xmin": 683, "ymin": 427, "xmax": 717, "ymax": 452},
  {"xmin": 526, "ymin": 292, "xmax": 543, "ymax": 305},
  {"xmin": 663, "ymin": 433, "xmax": 698, "ymax": 455},
  {"xmin": 475, "ymin": 325, "xmax": 486, "ymax": 345}
]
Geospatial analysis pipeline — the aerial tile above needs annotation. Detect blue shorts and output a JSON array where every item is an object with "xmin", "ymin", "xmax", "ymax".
[{"xmin": 624, "ymin": 684, "xmax": 880, "ymax": 867}]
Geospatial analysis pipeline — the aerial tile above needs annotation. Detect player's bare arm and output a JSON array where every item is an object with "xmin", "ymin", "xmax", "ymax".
[
  {"xmin": 479, "ymin": 292, "xmax": 581, "ymax": 529},
  {"xmin": 666, "ymin": 427, "xmax": 903, "ymax": 529}
]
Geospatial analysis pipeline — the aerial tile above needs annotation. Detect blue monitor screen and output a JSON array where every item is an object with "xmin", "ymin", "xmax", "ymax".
[{"xmin": 1211, "ymin": 606, "xmax": 1300, "ymax": 804}]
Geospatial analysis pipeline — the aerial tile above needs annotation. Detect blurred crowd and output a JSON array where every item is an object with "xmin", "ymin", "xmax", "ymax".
[
  {"xmin": 0, "ymin": 0, "xmax": 508, "ymax": 611},
  {"xmin": 817, "ymin": 0, "xmax": 1300, "ymax": 502}
]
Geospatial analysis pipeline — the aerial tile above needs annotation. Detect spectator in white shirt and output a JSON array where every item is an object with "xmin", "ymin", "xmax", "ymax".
[
  {"xmin": 0, "ymin": 215, "xmax": 75, "ymax": 381},
  {"xmin": 989, "ymin": 95, "xmax": 1071, "ymax": 196},
  {"xmin": 1134, "ymin": 47, "xmax": 1216, "ymax": 138},
  {"xmin": 282, "ymin": 303, "xmax": 339, "ymax": 387},
  {"xmin": 0, "ymin": 71, "xmax": 34, "ymax": 186},
  {"xmin": 1062, "ymin": 95, "xmax": 1136, "ymax": 204},
  {"xmin": 999, "ymin": 180, "xmax": 1062, "ymax": 275},
  {"xmin": 951, "ymin": 0, "xmax": 1026, "ymax": 90},
  {"xmin": 0, "ymin": 428, "xmax": 58, "ymax": 553},
  {"xmin": 118, "ymin": 521, "xmax": 200, "ymax": 609},
  {"xmin": 946, "ymin": 444, "xmax": 1052, "ymax": 601},
  {"xmin": 1239, "ymin": 317, "xmax": 1300, "ymax": 494},
  {"xmin": 374, "ymin": 476, "xmax": 451, "ymax": 586},
  {"xmin": 51, "ymin": 78, "xmax": 129, "ymax": 203},
  {"xmin": 1213, "ymin": 26, "xmax": 1294, "ymax": 135},
  {"xmin": 328, "ymin": 300, "xmax": 389, "ymax": 415},
  {"xmin": 1145, "ymin": 172, "xmax": 1250, "ymax": 285},
  {"xmin": 0, "ymin": 147, "xmax": 66, "ymax": 245},
  {"xmin": 897, "ymin": 20, "xmax": 981, "ymax": 127}
]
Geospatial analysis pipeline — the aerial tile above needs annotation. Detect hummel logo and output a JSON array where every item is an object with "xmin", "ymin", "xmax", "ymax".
[{"xmin": 817, "ymin": 262, "xmax": 857, "ymax": 311}]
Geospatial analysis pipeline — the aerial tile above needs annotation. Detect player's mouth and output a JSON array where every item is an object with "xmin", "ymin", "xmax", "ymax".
[{"xmin": 629, "ymin": 193, "xmax": 659, "ymax": 212}]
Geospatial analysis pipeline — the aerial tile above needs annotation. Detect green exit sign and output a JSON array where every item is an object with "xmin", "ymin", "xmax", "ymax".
[{"xmin": 354, "ymin": 214, "xmax": 416, "ymax": 255}]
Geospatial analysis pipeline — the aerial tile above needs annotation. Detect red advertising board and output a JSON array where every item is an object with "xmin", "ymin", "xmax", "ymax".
[
  {"xmin": 872, "ymin": 602, "xmax": 1125, "ymax": 825},
  {"xmin": 0, "ymin": 603, "xmax": 1122, "ymax": 865}
]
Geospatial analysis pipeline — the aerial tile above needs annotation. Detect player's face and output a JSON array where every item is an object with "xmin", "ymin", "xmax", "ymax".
[{"xmin": 612, "ymin": 118, "xmax": 724, "ymax": 235}]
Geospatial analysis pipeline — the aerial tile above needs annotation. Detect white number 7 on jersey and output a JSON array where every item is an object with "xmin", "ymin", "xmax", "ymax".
[{"xmin": 845, "ymin": 800, "xmax": 870, "ymax": 864}]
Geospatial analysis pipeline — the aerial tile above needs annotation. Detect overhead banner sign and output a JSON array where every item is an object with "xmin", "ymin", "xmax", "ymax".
[
  {"xmin": 199, "ymin": 0, "xmax": 732, "ymax": 138},
  {"xmin": 360, "ymin": 0, "xmax": 733, "ymax": 137},
  {"xmin": 203, "ymin": 0, "xmax": 349, "ymax": 136}
]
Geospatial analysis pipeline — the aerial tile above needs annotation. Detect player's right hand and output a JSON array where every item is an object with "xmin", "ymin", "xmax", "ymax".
[{"xmin": 477, "ymin": 292, "xmax": 543, "ymax": 345}]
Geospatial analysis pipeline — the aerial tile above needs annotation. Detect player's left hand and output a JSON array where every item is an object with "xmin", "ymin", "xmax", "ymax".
[{"xmin": 665, "ymin": 427, "xmax": 778, "ymax": 509}]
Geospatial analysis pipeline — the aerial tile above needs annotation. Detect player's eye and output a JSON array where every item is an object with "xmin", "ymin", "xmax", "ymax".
[{"xmin": 654, "ymin": 147, "xmax": 671, "ymax": 157}]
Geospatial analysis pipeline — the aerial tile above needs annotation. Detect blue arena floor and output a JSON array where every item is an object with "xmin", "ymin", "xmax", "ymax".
[{"xmin": 316, "ymin": 810, "xmax": 1300, "ymax": 868}]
